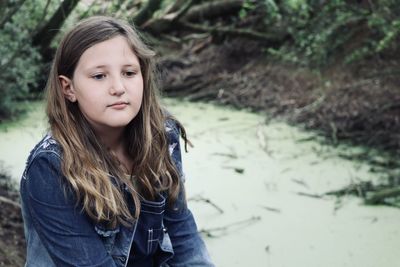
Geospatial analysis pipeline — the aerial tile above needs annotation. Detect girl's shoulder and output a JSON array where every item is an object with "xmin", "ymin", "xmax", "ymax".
[
  {"xmin": 164, "ymin": 115, "xmax": 183, "ymax": 150},
  {"xmin": 163, "ymin": 108, "xmax": 182, "ymax": 140},
  {"xmin": 23, "ymin": 133, "xmax": 62, "ymax": 175},
  {"xmin": 21, "ymin": 134, "xmax": 76, "ymax": 207},
  {"xmin": 165, "ymin": 117, "xmax": 180, "ymax": 136},
  {"xmin": 31, "ymin": 133, "xmax": 61, "ymax": 156}
]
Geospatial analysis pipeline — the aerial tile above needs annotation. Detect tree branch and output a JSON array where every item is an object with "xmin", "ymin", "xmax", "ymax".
[
  {"xmin": 183, "ymin": 0, "xmax": 244, "ymax": 22},
  {"xmin": 180, "ymin": 22, "xmax": 288, "ymax": 44},
  {"xmin": 132, "ymin": 0, "xmax": 163, "ymax": 27}
]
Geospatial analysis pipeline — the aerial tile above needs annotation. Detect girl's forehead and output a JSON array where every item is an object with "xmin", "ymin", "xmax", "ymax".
[
  {"xmin": 82, "ymin": 36, "xmax": 133, "ymax": 55},
  {"xmin": 77, "ymin": 36, "xmax": 139, "ymax": 69}
]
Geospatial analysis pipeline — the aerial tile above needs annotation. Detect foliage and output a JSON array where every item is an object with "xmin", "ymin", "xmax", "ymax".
[
  {"xmin": 252, "ymin": 0, "xmax": 400, "ymax": 67},
  {"xmin": 0, "ymin": 0, "xmax": 60, "ymax": 120}
]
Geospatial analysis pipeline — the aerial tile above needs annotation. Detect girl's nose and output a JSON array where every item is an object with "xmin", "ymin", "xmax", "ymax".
[{"xmin": 109, "ymin": 77, "xmax": 125, "ymax": 96}]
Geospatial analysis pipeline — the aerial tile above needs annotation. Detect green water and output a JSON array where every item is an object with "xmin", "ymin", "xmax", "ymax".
[
  {"xmin": 0, "ymin": 101, "xmax": 46, "ymax": 181},
  {"xmin": 1, "ymin": 99, "xmax": 399, "ymax": 267}
]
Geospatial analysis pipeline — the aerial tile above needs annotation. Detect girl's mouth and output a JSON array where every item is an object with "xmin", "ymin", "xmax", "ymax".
[{"xmin": 108, "ymin": 101, "xmax": 129, "ymax": 109}]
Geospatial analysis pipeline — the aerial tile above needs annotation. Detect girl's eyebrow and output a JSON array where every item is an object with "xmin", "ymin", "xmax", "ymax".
[
  {"xmin": 122, "ymin": 63, "xmax": 140, "ymax": 68},
  {"xmin": 84, "ymin": 63, "xmax": 140, "ymax": 71},
  {"xmin": 84, "ymin": 65, "xmax": 107, "ymax": 70},
  {"xmin": 85, "ymin": 63, "xmax": 140, "ymax": 70}
]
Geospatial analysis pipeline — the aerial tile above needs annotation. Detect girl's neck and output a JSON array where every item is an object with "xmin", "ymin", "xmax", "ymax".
[
  {"xmin": 95, "ymin": 127, "xmax": 125, "ymax": 151},
  {"xmin": 95, "ymin": 127, "xmax": 132, "ymax": 171}
]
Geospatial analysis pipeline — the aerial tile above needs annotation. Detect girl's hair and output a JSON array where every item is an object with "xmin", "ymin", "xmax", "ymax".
[{"xmin": 46, "ymin": 16, "xmax": 181, "ymax": 226}]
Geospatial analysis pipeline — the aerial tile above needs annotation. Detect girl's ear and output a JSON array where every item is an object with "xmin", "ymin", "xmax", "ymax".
[{"xmin": 59, "ymin": 75, "xmax": 77, "ymax": 102}]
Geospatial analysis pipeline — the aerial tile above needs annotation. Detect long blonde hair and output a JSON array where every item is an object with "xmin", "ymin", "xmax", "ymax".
[{"xmin": 46, "ymin": 16, "xmax": 181, "ymax": 227}]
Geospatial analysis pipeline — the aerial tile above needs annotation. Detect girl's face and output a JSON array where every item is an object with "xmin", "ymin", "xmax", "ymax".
[{"xmin": 60, "ymin": 36, "xmax": 144, "ymax": 134}]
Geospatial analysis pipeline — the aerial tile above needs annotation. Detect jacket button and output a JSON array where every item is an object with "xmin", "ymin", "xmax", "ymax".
[
  {"xmin": 120, "ymin": 256, "xmax": 126, "ymax": 262},
  {"xmin": 163, "ymin": 227, "xmax": 168, "ymax": 233}
]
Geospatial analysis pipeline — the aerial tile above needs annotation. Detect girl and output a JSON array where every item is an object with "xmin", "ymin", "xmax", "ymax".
[{"xmin": 20, "ymin": 16, "xmax": 214, "ymax": 267}]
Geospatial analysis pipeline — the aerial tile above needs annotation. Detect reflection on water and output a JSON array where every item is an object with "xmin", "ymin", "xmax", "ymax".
[{"xmin": 1, "ymin": 99, "xmax": 399, "ymax": 267}]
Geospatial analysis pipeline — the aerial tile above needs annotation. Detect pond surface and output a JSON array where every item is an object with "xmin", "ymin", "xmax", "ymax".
[
  {"xmin": 0, "ymin": 99, "xmax": 399, "ymax": 267},
  {"xmin": 0, "ymin": 102, "xmax": 47, "ymax": 183}
]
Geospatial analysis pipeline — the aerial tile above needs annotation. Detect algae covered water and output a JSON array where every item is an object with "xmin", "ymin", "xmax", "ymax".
[
  {"xmin": 0, "ymin": 99, "xmax": 399, "ymax": 267},
  {"xmin": 0, "ymin": 101, "xmax": 47, "ymax": 183},
  {"xmin": 165, "ymin": 98, "xmax": 399, "ymax": 267}
]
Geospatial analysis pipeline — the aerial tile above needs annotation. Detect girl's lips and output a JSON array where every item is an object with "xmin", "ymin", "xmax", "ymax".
[{"xmin": 108, "ymin": 102, "xmax": 129, "ymax": 110}]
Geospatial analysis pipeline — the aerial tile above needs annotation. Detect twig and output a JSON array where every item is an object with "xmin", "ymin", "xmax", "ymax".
[
  {"xmin": 259, "ymin": 205, "xmax": 281, "ymax": 213},
  {"xmin": 222, "ymin": 165, "xmax": 245, "ymax": 174},
  {"xmin": 199, "ymin": 216, "xmax": 261, "ymax": 238},
  {"xmin": 294, "ymin": 94, "xmax": 326, "ymax": 115},
  {"xmin": 291, "ymin": 178, "xmax": 309, "ymax": 189},
  {"xmin": 330, "ymin": 121, "xmax": 338, "ymax": 145},
  {"xmin": 160, "ymin": 34, "xmax": 182, "ymax": 43},
  {"xmin": 188, "ymin": 195, "xmax": 224, "ymax": 214},
  {"xmin": 211, "ymin": 152, "xmax": 238, "ymax": 159},
  {"xmin": 256, "ymin": 124, "xmax": 267, "ymax": 151},
  {"xmin": 295, "ymin": 191, "xmax": 323, "ymax": 199}
]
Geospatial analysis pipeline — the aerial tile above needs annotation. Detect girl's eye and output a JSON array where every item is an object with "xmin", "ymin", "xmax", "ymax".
[
  {"xmin": 92, "ymin": 74, "xmax": 106, "ymax": 80},
  {"xmin": 124, "ymin": 71, "xmax": 136, "ymax": 77}
]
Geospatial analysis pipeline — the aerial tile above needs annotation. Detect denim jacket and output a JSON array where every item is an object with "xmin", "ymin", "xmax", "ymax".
[{"xmin": 20, "ymin": 119, "xmax": 214, "ymax": 267}]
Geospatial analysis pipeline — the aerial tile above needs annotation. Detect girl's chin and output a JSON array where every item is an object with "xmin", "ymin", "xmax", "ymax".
[{"xmin": 107, "ymin": 120, "xmax": 134, "ymax": 128}]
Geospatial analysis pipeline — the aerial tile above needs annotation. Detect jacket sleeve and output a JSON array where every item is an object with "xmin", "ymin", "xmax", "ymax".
[
  {"xmin": 164, "ymin": 120, "xmax": 215, "ymax": 266},
  {"xmin": 23, "ymin": 152, "xmax": 117, "ymax": 267}
]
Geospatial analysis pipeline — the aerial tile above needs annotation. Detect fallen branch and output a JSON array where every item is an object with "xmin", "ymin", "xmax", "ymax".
[
  {"xmin": 142, "ymin": 0, "xmax": 198, "ymax": 33},
  {"xmin": 183, "ymin": 0, "xmax": 244, "ymax": 22},
  {"xmin": 365, "ymin": 186, "xmax": 400, "ymax": 205},
  {"xmin": 180, "ymin": 22, "xmax": 288, "ymax": 44},
  {"xmin": 294, "ymin": 94, "xmax": 326, "ymax": 115},
  {"xmin": 163, "ymin": 0, "xmax": 198, "ymax": 22},
  {"xmin": 325, "ymin": 181, "xmax": 374, "ymax": 198},
  {"xmin": 0, "ymin": 195, "xmax": 21, "ymax": 209}
]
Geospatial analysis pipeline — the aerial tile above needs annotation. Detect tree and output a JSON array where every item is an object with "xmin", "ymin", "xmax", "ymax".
[
  {"xmin": 0, "ymin": 0, "xmax": 27, "ymax": 29},
  {"xmin": 32, "ymin": 0, "xmax": 81, "ymax": 62}
]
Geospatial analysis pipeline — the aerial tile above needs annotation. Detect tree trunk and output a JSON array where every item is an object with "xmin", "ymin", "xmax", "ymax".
[{"xmin": 32, "ymin": 0, "xmax": 80, "ymax": 61}]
